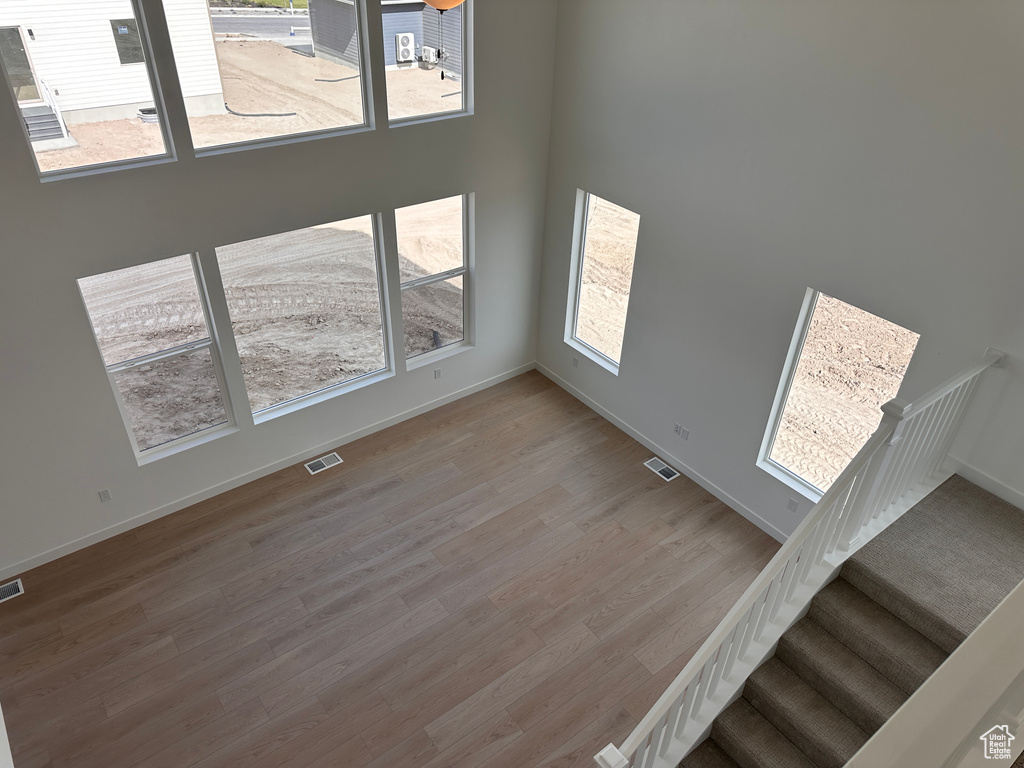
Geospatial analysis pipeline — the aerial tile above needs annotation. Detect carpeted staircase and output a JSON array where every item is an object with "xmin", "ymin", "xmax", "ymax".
[{"xmin": 680, "ymin": 475, "xmax": 1024, "ymax": 768}]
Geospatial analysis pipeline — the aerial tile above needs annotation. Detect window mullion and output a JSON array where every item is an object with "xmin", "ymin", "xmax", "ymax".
[
  {"xmin": 400, "ymin": 265, "xmax": 467, "ymax": 291},
  {"xmin": 107, "ymin": 338, "xmax": 211, "ymax": 372}
]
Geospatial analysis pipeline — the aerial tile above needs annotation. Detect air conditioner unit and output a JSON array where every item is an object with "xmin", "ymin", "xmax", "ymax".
[
  {"xmin": 395, "ymin": 32, "xmax": 415, "ymax": 63},
  {"xmin": 421, "ymin": 45, "xmax": 439, "ymax": 65}
]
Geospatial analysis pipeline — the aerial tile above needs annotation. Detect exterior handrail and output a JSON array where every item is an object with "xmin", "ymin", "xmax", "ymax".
[{"xmin": 596, "ymin": 349, "xmax": 1005, "ymax": 768}]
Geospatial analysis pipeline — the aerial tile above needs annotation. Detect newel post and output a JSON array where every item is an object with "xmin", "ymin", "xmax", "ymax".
[
  {"xmin": 595, "ymin": 744, "xmax": 630, "ymax": 768},
  {"xmin": 836, "ymin": 398, "xmax": 909, "ymax": 552}
]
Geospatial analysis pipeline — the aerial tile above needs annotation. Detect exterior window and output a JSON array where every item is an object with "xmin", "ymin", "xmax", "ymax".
[
  {"xmin": 395, "ymin": 194, "xmax": 469, "ymax": 360},
  {"xmin": 383, "ymin": 1, "xmax": 469, "ymax": 122},
  {"xmin": 110, "ymin": 19, "xmax": 144, "ymax": 65},
  {"xmin": 759, "ymin": 289, "xmax": 920, "ymax": 496},
  {"xmin": 216, "ymin": 214, "xmax": 389, "ymax": 415},
  {"xmin": 0, "ymin": 2, "xmax": 169, "ymax": 174},
  {"xmin": 78, "ymin": 255, "xmax": 231, "ymax": 457},
  {"xmin": 565, "ymin": 190, "xmax": 641, "ymax": 373},
  {"xmin": 162, "ymin": 0, "xmax": 369, "ymax": 150}
]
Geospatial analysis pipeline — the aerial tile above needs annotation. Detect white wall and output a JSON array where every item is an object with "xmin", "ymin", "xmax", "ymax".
[
  {"xmin": 0, "ymin": 0, "xmax": 221, "ymax": 115},
  {"xmin": 0, "ymin": 0, "xmax": 558, "ymax": 577},
  {"xmin": 536, "ymin": 0, "xmax": 1024, "ymax": 538}
]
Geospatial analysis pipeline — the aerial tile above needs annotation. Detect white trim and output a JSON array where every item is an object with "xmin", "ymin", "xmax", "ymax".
[
  {"xmin": 943, "ymin": 456, "xmax": 1024, "ymax": 511},
  {"xmin": 0, "ymin": 361, "xmax": 536, "ymax": 583},
  {"xmin": 756, "ymin": 287, "xmax": 818, "ymax": 487},
  {"xmin": 252, "ymin": 368, "xmax": 395, "ymax": 425},
  {"xmin": 536, "ymin": 362, "xmax": 787, "ymax": 542},
  {"xmin": 0, "ymin": 700, "xmax": 13, "ymax": 768}
]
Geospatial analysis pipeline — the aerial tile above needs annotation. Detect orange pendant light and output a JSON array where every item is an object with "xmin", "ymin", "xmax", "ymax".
[{"xmin": 423, "ymin": 0, "xmax": 466, "ymax": 10}]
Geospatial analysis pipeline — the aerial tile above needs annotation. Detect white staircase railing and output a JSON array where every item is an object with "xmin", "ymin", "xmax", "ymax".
[{"xmin": 595, "ymin": 349, "xmax": 1006, "ymax": 768}]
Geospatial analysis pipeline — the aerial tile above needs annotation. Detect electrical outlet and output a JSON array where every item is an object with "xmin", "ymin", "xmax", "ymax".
[
  {"xmin": 434, "ymin": 368, "xmax": 442, "ymax": 380},
  {"xmin": 787, "ymin": 498, "xmax": 800, "ymax": 514},
  {"xmin": 674, "ymin": 424, "xmax": 690, "ymax": 440},
  {"xmin": 98, "ymin": 489, "xmax": 111, "ymax": 503}
]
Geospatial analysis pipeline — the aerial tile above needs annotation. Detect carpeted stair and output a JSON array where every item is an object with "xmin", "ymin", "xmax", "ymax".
[{"xmin": 680, "ymin": 475, "xmax": 1024, "ymax": 768}]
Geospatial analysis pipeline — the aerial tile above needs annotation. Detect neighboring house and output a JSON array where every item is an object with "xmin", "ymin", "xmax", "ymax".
[
  {"xmin": 0, "ymin": 0, "xmax": 223, "ymax": 139},
  {"xmin": 309, "ymin": 0, "xmax": 463, "ymax": 78}
]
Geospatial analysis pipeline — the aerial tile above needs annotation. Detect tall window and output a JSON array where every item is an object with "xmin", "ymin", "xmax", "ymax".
[
  {"xmin": 760, "ymin": 289, "xmax": 920, "ymax": 495},
  {"xmin": 161, "ymin": 0, "xmax": 369, "ymax": 150},
  {"xmin": 0, "ymin": 1, "xmax": 169, "ymax": 174},
  {"xmin": 78, "ymin": 255, "xmax": 231, "ymax": 457},
  {"xmin": 565, "ymin": 190, "xmax": 641, "ymax": 373},
  {"xmin": 395, "ymin": 195, "xmax": 469, "ymax": 360},
  {"xmin": 216, "ymin": 214, "xmax": 389, "ymax": 415},
  {"xmin": 383, "ymin": 1, "xmax": 469, "ymax": 122}
]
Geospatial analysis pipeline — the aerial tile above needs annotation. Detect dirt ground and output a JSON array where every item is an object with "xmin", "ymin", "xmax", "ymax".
[
  {"xmin": 36, "ymin": 41, "xmax": 462, "ymax": 172},
  {"xmin": 769, "ymin": 294, "xmax": 919, "ymax": 490},
  {"xmin": 574, "ymin": 196, "xmax": 641, "ymax": 364},
  {"xmin": 78, "ymin": 200, "xmax": 462, "ymax": 449}
]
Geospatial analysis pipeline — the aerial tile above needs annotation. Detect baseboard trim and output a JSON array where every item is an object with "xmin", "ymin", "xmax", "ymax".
[
  {"xmin": 535, "ymin": 364, "xmax": 787, "ymax": 542},
  {"xmin": 0, "ymin": 363, "xmax": 537, "ymax": 582},
  {"xmin": 944, "ymin": 456, "xmax": 1024, "ymax": 510}
]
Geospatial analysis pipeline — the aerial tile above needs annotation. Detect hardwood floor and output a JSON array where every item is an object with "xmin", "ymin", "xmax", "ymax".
[{"xmin": 0, "ymin": 371, "xmax": 780, "ymax": 768}]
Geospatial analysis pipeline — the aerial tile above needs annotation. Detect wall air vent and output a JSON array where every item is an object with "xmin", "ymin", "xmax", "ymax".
[
  {"xmin": 644, "ymin": 457, "xmax": 680, "ymax": 482},
  {"xmin": 304, "ymin": 452, "xmax": 343, "ymax": 476},
  {"xmin": 0, "ymin": 578, "xmax": 24, "ymax": 604}
]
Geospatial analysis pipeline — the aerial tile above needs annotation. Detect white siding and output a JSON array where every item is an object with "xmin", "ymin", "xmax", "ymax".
[
  {"xmin": 0, "ymin": 0, "xmax": 219, "ymax": 114},
  {"xmin": 163, "ymin": 0, "xmax": 221, "ymax": 100}
]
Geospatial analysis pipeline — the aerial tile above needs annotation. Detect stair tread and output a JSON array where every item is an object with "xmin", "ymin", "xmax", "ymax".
[
  {"xmin": 811, "ymin": 577, "xmax": 946, "ymax": 695},
  {"xmin": 680, "ymin": 740, "xmax": 741, "ymax": 768},
  {"xmin": 745, "ymin": 657, "xmax": 868, "ymax": 768},
  {"xmin": 712, "ymin": 698, "xmax": 817, "ymax": 768},
  {"xmin": 777, "ymin": 617, "xmax": 907, "ymax": 733}
]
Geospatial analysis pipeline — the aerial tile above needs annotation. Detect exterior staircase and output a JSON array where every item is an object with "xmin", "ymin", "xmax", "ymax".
[
  {"xmin": 680, "ymin": 475, "xmax": 1024, "ymax": 768},
  {"xmin": 21, "ymin": 105, "xmax": 65, "ymax": 142}
]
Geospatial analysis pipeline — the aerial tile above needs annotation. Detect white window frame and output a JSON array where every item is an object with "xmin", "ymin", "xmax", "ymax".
[
  {"xmin": 80, "ymin": 254, "xmax": 238, "ymax": 464},
  {"xmin": 216, "ymin": 213, "xmax": 396, "ymax": 425},
  {"xmin": 757, "ymin": 288, "xmax": 824, "ymax": 501},
  {"xmin": 563, "ymin": 188, "xmax": 638, "ymax": 376},
  {"xmin": 398, "ymin": 193, "xmax": 473, "ymax": 369},
  {"xmin": 386, "ymin": 0, "xmax": 474, "ymax": 127},
  {"xmin": 188, "ymin": 0, "xmax": 376, "ymax": 157},
  {"xmin": 0, "ymin": 0, "xmax": 177, "ymax": 181}
]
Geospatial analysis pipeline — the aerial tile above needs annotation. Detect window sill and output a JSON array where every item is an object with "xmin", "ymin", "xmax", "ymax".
[
  {"xmin": 405, "ymin": 340, "xmax": 471, "ymax": 371},
  {"xmin": 756, "ymin": 457, "xmax": 823, "ymax": 503},
  {"xmin": 136, "ymin": 422, "xmax": 238, "ymax": 466},
  {"xmin": 564, "ymin": 337, "xmax": 620, "ymax": 376},
  {"xmin": 251, "ymin": 367, "xmax": 395, "ymax": 426}
]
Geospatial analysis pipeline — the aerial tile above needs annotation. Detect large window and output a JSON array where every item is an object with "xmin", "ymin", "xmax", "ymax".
[
  {"xmin": 78, "ymin": 255, "xmax": 232, "ymax": 457},
  {"xmin": 0, "ymin": 1, "xmax": 170, "ymax": 174},
  {"xmin": 565, "ymin": 190, "xmax": 641, "ymax": 373},
  {"xmin": 383, "ymin": 1, "xmax": 469, "ymax": 122},
  {"xmin": 760, "ymin": 290, "xmax": 920, "ymax": 495},
  {"xmin": 216, "ymin": 214, "xmax": 389, "ymax": 415},
  {"xmin": 162, "ymin": 0, "xmax": 369, "ymax": 150},
  {"xmin": 395, "ymin": 195, "xmax": 469, "ymax": 360}
]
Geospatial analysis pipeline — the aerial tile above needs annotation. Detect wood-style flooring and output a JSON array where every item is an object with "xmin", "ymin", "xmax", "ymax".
[{"xmin": 0, "ymin": 371, "xmax": 780, "ymax": 768}]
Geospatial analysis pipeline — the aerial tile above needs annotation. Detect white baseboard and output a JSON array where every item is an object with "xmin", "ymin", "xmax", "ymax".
[
  {"xmin": 0, "ymin": 363, "xmax": 537, "ymax": 582},
  {"xmin": 944, "ymin": 456, "xmax": 1024, "ymax": 510},
  {"xmin": 535, "ymin": 364, "xmax": 787, "ymax": 542}
]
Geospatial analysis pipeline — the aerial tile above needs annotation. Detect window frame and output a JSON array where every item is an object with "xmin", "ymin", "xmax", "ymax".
[
  {"xmin": 0, "ymin": 0, "xmax": 175, "ymax": 181},
  {"xmin": 385, "ymin": 0, "xmax": 474, "ymax": 127},
  {"xmin": 184, "ymin": 0, "xmax": 376, "ymax": 157},
  {"xmin": 215, "ymin": 212, "xmax": 397, "ymax": 424},
  {"xmin": 397, "ymin": 193, "xmax": 473, "ymax": 368},
  {"xmin": 79, "ymin": 253, "xmax": 238, "ymax": 464},
  {"xmin": 563, "ymin": 188, "xmax": 640, "ymax": 376},
  {"xmin": 757, "ymin": 288, "xmax": 824, "ymax": 501}
]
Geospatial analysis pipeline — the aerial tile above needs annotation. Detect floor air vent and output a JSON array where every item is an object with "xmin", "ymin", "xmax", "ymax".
[
  {"xmin": 304, "ymin": 452, "xmax": 343, "ymax": 475},
  {"xmin": 0, "ymin": 578, "xmax": 24, "ymax": 604},
  {"xmin": 644, "ymin": 457, "xmax": 680, "ymax": 482}
]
